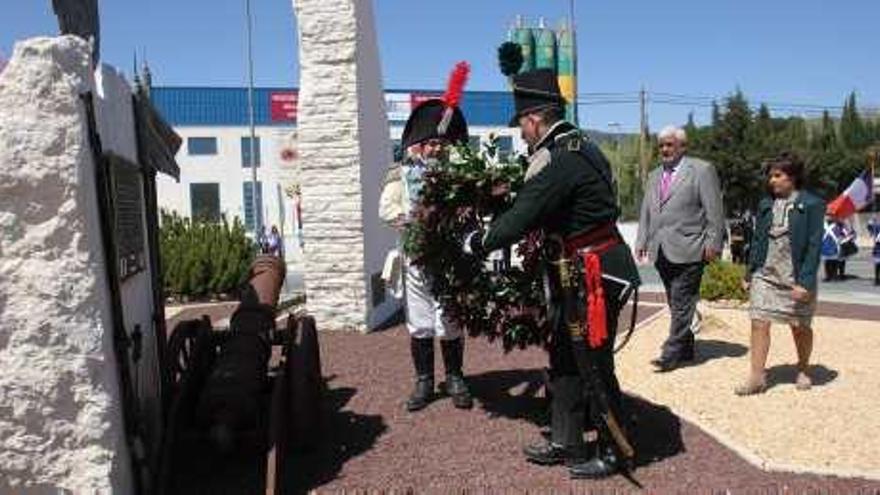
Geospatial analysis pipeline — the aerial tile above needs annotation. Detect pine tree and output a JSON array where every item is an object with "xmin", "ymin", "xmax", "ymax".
[
  {"xmin": 840, "ymin": 92, "xmax": 866, "ymax": 149},
  {"xmin": 756, "ymin": 104, "xmax": 771, "ymax": 128},
  {"xmin": 817, "ymin": 110, "xmax": 837, "ymax": 151},
  {"xmin": 704, "ymin": 90, "xmax": 759, "ymax": 213},
  {"xmin": 750, "ymin": 103, "xmax": 774, "ymax": 151},
  {"xmin": 711, "ymin": 100, "xmax": 721, "ymax": 127}
]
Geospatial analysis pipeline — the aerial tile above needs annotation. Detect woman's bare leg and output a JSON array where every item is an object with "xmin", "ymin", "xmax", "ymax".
[
  {"xmin": 791, "ymin": 324, "xmax": 813, "ymax": 390},
  {"xmin": 735, "ymin": 319, "xmax": 771, "ymax": 395}
]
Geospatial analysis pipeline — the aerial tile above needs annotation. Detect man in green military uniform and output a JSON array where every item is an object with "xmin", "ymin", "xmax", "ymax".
[{"xmin": 464, "ymin": 68, "xmax": 641, "ymax": 479}]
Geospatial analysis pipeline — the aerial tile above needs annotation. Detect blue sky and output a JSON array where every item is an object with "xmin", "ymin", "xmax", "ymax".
[{"xmin": 3, "ymin": 1, "xmax": 878, "ymax": 131}]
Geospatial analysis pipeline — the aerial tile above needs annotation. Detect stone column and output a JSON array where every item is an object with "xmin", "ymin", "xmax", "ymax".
[
  {"xmin": 289, "ymin": 0, "xmax": 399, "ymax": 331},
  {"xmin": 0, "ymin": 37, "xmax": 132, "ymax": 492}
]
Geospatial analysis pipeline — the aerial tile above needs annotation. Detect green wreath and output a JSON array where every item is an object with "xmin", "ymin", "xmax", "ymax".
[{"xmin": 403, "ymin": 142, "xmax": 550, "ymax": 351}]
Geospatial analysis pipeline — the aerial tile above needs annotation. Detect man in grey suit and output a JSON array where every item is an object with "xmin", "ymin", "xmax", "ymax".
[{"xmin": 636, "ymin": 126, "xmax": 724, "ymax": 371}]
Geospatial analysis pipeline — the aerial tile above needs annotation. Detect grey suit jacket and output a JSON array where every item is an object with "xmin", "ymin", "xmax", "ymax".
[{"xmin": 635, "ymin": 156, "xmax": 725, "ymax": 264}]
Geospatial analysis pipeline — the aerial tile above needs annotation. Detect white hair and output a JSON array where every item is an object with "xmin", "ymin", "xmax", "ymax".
[{"xmin": 658, "ymin": 125, "xmax": 687, "ymax": 143}]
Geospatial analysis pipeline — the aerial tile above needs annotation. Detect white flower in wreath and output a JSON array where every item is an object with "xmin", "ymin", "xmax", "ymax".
[{"xmin": 447, "ymin": 145, "xmax": 468, "ymax": 165}]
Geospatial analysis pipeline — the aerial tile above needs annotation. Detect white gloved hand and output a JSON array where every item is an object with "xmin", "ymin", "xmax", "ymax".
[{"xmin": 463, "ymin": 230, "xmax": 484, "ymax": 256}]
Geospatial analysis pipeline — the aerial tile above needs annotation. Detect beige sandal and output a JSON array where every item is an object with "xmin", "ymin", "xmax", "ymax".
[
  {"xmin": 735, "ymin": 377, "xmax": 767, "ymax": 396},
  {"xmin": 795, "ymin": 371, "xmax": 812, "ymax": 391}
]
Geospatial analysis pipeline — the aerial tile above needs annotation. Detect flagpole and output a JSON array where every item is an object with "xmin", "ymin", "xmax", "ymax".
[
  {"xmin": 245, "ymin": 0, "xmax": 260, "ymax": 235},
  {"xmin": 872, "ymin": 149, "xmax": 878, "ymax": 215}
]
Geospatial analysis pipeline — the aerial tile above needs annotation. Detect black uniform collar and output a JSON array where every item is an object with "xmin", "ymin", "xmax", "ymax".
[{"xmin": 530, "ymin": 120, "xmax": 578, "ymax": 155}]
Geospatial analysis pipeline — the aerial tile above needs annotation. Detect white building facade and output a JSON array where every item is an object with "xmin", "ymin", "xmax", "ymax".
[{"xmin": 153, "ymin": 87, "xmax": 527, "ymax": 243}]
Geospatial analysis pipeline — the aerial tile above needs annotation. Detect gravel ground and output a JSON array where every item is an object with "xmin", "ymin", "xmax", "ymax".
[
  {"xmin": 617, "ymin": 305, "xmax": 880, "ymax": 482},
  {"xmin": 279, "ymin": 319, "xmax": 880, "ymax": 493},
  {"xmin": 164, "ymin": 302, "xmax": 880, "ymax": 493}
]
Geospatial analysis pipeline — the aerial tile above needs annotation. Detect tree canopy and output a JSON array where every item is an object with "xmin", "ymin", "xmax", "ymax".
[{"xmin": 602, "ymin": 90, "xmax": 879, "ymax": 219}]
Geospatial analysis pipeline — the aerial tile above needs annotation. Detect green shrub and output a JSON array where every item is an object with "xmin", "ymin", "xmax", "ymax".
[
  {"xmin": 159, "ymin": 210, "xmax": 256, "ymax": 300},
  {"xmin": 700, "ymin": 260, "xmax": 748, "ymax": 302}
]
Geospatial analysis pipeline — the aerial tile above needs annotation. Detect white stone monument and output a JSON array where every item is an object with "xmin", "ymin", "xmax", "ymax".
[
  {"xmin": 0, "ymin": 36, "xmax": 133, "ymax": 493},
  {"xmin": 289, "ymin": 0, "xmax": 400, "ymax": 331}
]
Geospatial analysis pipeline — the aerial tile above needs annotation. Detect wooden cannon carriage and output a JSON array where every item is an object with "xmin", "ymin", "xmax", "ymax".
[{"xmin": 158, "ymin": 255, "xmax": 323, "ymax": 494}]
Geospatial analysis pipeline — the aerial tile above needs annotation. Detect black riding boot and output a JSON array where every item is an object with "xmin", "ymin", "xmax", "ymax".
[
  {"xmin": 440, "ymin": 338, "xmax": 473, "ymax": 409},
  {"xmin": 406, "ymin": 338, "xmax": 434, "ymax": 412},
  {"xmin": 569, "ymin": 441, "xmax": 621, "ymax": 480},
  {"xmin": 875, "ymin": 264, "xmax": 880, "ymax": 286},
  {"xmin": 523, "ymin": 375, "xmax": 587, "ymax": 465}
]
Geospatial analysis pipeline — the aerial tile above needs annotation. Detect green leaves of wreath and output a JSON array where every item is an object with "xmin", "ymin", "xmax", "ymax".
[{"xmin": 402, "ymin": 141, "xmax": 549, "ymax": 352}]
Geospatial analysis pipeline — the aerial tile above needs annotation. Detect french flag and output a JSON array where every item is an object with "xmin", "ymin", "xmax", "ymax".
[{"xmin": 827, "ymin": 170, "xmax": 875, "ymax": 219}]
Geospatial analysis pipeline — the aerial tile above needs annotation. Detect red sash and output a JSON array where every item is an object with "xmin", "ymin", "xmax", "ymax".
[{"xmin": 564, "ymin": 224, "xmax": 621, "ymax": 349}]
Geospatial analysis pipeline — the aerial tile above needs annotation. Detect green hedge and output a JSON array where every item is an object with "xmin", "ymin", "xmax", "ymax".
[
  {"xmin": 159, "ymin": 210, "xmax": 256, "ymax": 300},
  {"xmin": 700, "ymin": 260, "xmax": 748, "ymax": 302}
]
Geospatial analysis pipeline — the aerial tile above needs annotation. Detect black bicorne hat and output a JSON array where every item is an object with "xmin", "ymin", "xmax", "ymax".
[
  {"xmin": 400, "ymin": 99, "xmax": 469, "ymax": 150},
  {"xmin": 509, "ymin": 68, "xmax": 566, "ymax": 126},
  {"xmin": 400, "ymin": 61, "xmax": 471, "ymax": 150}
]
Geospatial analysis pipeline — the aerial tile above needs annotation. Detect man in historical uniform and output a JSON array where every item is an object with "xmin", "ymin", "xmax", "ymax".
[
  {"xmin": 379, "ymin": 63, "xmax": 474, "ymax": 412},
  {"xmin": 464, "ymin": 68, "xmax": 640, "ymax": 479}
]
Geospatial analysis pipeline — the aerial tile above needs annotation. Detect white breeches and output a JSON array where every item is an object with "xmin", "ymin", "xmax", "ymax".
[{"xmin": 405, "ymin": 263, "xmax": 461, "ymax": 340}]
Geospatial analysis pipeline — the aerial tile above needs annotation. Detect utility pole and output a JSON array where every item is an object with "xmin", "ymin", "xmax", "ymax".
[
  {"xmin": 245, "ymin": 0, "xmax": 260, "ymax": 235},
  {"xmin": 608, "ymin": 122, "xmax": 623, "ymax": 206},
  {"xmin": 639, "ymin": 85, "xmax": 649, "ymax": 185}
]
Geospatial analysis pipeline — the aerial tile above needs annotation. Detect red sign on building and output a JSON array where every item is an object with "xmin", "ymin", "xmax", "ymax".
[{"xmin": 270, "ymin": 91, "xmax": 298, "ymax": 122}]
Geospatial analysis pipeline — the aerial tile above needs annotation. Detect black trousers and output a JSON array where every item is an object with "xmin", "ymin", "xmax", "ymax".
[
  {"xmin": 655, "ymin": 250, "xmax": 704, "ymax": 360},
  {"xmin": 547, "ymin": 280, "xmax": 626, "ymax": 451},
  {"xmin": 824, "ymin": 259, "xmax": 847, "ymax": 280}
]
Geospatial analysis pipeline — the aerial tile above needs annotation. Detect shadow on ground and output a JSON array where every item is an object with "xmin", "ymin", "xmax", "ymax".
[
  {"xmin": 470, "ymin": 368, "xmax": 549, "ymax": 426},
  {"xmin": 678, "ymin": 339, "xmax": 749, "ymax": 368},
  {"xmin": 283, "ymin": 379, "xmax": 388, "ymax": 494},
  {"xmin": 372, "ymin": 308, "xmax": 406, "ymax": 333},
  {"xmin": 467, "ymin": 368, "xmax": 685, "ymax": 469},
  {"xmin": 765, "ymin": 363, "xmax": 839, "ymax": 390},
  {"xmin": 625, "ymin": 396, "xmax": 686, "ymax": 468}
]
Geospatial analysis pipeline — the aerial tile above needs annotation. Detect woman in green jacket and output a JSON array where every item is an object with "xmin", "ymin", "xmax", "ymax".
[{"xmin": 736, "ymin": 153, "xmax": 825, "ymax": 396}]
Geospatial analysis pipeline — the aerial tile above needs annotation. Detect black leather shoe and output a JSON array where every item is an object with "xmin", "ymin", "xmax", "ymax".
[
  {"xmin": 651, "ymin": 349, "xmax": 694, "ymax": 372},
  {"xmin": 406, "ymin": 376, "xmax": 434, "ymax": 412},
  {"xmin": 523, "ymin": 441, "xmax": 586, "ymax": 466},
  {"xmin": 568, "ymin": 452, "xmax": 620, "ymax": 479},
  {"xmin": 442, "ymin": 373, "xmax": 474, "ymax": 409},
  {"xmin": 651, "ymin": 356, "xmax": 686, "ymax": 372}
]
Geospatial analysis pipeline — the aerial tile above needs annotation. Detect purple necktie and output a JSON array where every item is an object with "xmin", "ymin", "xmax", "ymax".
[{"xmin": 660, "ymin": 167, "xmax": 675, "ymax": 202}]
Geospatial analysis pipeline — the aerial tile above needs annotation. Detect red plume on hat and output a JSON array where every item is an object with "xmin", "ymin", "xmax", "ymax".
[{"xmin": 438, "ymin": 61, "xmax": 470, "ymax": 135}]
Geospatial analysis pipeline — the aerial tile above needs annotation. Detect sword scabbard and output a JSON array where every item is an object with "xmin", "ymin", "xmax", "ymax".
[{"xmin": 602, "ymin": 410, "xmax": 636, "ymax": 460}]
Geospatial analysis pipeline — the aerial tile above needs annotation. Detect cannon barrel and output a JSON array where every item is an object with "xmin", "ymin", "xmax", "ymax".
[{"xmin": 195, "ymin": 255, "xmax": 286, "ymax": 452}]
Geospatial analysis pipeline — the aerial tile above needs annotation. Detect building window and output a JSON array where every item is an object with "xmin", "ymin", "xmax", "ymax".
[
  {"xmin": 243, "ymin": 181, "xmax": 263, "ymax": 230},
  {"xmin": 241, "ymin": 136, "xmax": 261, "ymax": 167},
  {"xmin": 190, "ymin": 183, "xmax": 220, "ymax": 223},
  {"xmin": 469, "ymin": 136, "xmax": 482, "ymax": 153},
  {"xmin": 187, "ymin": 137, "xmax": 218, "ymax": 155},
  {"xmin": 497, "ymin": 135, "xmax": 514, "ymax": 160}
]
